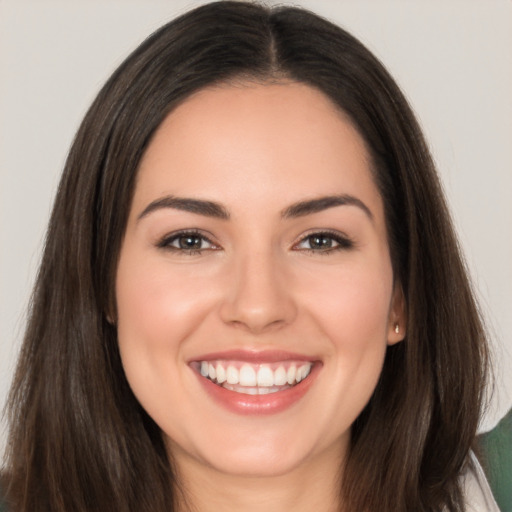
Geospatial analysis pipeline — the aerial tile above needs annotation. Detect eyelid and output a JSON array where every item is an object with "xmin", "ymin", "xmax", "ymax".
[
  {"xmin": 155, "ymin": 228, "xmax": 353, "ymax": 254},
  {"xmin": 291, "ymin": 229, "xmax": 354, "ymax": 252},
  {"xmin": 156, "ymin": 229, "xmax": 220, "ymax": 252}
]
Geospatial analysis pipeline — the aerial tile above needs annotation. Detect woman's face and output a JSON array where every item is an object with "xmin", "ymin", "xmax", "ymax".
[{"xmin": 116, "ymin": 82, "xmax": 404, "ymax": 478}]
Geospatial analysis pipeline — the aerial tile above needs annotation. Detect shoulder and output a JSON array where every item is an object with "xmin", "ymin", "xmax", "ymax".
[{"xmin": 461, "ymin": 452, "xmax": 500, "ymax": 512}]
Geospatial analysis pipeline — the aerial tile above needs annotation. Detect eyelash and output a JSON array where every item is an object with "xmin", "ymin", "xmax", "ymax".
[
  {"xmin": 156, "ymin": 229, "xmax": 354, "ymax": 255},
  {"xmin": 156, "ymin": 230, "xmax": 218, "ymax": 255},
  {"xmin": 292, "ymin": 230, "xmax": 354, "ymax": 254}
]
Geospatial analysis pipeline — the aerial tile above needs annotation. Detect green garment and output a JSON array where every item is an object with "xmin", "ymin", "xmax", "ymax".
[
  {"xmin": 0, "ymin": 477, "xmax": 7, "ymax": 512},
  {"xmin": 479, "ymin": 408, "xmax": 512, "ymax": 512}
]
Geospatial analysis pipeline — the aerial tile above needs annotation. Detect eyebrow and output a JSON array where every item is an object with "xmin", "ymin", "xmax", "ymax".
[
  {"xmin": 137, "ymin": 193, "xmax": 372, "ymax": 222},
  {"xmin": 138, "ymin": 196, "xmax": 230, "ymax": 221},
  {"xmin": 280, "ymin": 195, "xmax": 373, "ymax": 220}
]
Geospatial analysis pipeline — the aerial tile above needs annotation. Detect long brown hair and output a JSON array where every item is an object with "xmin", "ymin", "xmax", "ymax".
[{"xmin": 4, "ymin": 2, "xmax": 489, "ymax": 511}]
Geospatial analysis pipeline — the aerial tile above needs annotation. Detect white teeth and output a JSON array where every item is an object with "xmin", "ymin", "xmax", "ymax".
[
  {"xmin": 215, "ymin": 363, "xmax": 226, "ymax": 383},
  {"xmin": 287, "ymin": 365, "xmax": 297, "ymax": 385},
  {"xmin": 226, "ymin": 365, "xmax": 239, "ymax": 385},
  {"xmin": 299, "ymin": 364, "xmax": 311, "ymax": 381},
  {"xmin": 198, "ymin": 360, "xmax": 314, "ymax": 390},
  {"xmin": 256, "ymin": 366, "xmax": 274, "ymax": 387},
  {"xmin": 222, "ymin": 384, "xmax": 289, "ymax": 395},
  {"xmin": 274, "ymin": 366, "xmax": 287, "ymax": 386},
  {"xmin": 239, "ymin": 364, "xmax": 257, "ymax": 386},
  {"xmin": 296, "ymin": 364, "xmax": 310, "ymax": 382}
]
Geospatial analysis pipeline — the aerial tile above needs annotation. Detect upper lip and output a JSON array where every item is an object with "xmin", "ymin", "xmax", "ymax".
[{"xmin": 189, "ymin": 349, "xmax": 318, "ymax": 364}]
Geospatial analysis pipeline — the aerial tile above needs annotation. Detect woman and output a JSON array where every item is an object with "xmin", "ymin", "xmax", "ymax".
[{"xmin": 2, "ymin": 2, "xmax": 497, "ymax": 511}]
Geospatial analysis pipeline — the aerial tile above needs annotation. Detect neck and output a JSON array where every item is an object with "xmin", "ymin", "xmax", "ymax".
[{"xmin": 172, "ymin": 445, "xmax": 345, "ymax": 512}]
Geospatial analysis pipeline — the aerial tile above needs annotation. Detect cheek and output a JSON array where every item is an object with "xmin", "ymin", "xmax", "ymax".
[
  {"xmin": 115, "ymin": 255, "xmax": 217, "ymax": 353},
  {"xmin": 114, "ymin": 252, "xmax": 223, "ymax": 416},
  {"xmin": 298, "ymin": 256, "xmax": 393, "ymax": 394},
  {"xmin": 114, "ymin": 253, "xmax": 220, "ymax": 427},
  {"xmin": 297, "ymin": 262, "xmax": 393, "ymax": 430},
  {"xmin": 300, "ymin": 259, "xmax": 393, "ymax": 345}
]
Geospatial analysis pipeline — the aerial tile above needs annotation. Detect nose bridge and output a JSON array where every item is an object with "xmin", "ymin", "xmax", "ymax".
[{"xmin": 219, "ymin": 244, "xmax": 296, "ymax": 333}]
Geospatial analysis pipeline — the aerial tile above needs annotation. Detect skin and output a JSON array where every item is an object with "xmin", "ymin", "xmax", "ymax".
[{"xmin": 115, "ymin": 82, "xmax": 405, "ymax": 512}]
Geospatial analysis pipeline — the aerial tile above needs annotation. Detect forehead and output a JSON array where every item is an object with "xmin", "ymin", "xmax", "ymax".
[{"xmin": 133, "ymin": 81, "xmax": 383, "ymax": 220}]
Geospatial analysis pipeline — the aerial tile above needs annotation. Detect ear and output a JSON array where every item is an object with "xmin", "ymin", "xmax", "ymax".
[
  {"xmin": 387, "ymin": 283, "xmax": 406, "ymax": 345},
  {"xmin": 105, "ymin": 298, "xmax": 117, "ymax": 326}
]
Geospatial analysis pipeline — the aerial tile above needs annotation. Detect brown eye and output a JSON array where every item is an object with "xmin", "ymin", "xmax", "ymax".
[
  {"xmin": 177, "ymin": 234, "xmax": 203, "ymax": 250},
  {"xmin": 295, "ymin": 231, "xmax": 354, "ymax": 253},
  {"xmin": 307, "ymin": 234, "xmax": 335, "ymax": 249},
  {"xmin": 158, "ymin": 231, "xmax": 217, "ymax": 253}
]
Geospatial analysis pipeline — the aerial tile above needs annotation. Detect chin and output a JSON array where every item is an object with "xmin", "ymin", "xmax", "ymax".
[{"xmin": 199, "ymin": 442, "xmax": 313, "ymax": 478}]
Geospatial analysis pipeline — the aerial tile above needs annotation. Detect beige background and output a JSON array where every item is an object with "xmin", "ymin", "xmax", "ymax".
[{"xmin": 1, "ymin": 0, "xmax": 511, "ymax": 456}]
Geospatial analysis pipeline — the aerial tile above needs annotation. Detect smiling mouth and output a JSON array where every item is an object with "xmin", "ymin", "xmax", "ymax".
[{"xmin": 192, "ymin": 360, "xmax": 314, "ymax": 395}]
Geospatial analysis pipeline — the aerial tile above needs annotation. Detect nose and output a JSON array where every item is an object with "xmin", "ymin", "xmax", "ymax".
[{"xmin": 219, "ymin": 249, "xmax": 297, "ymax": 334}]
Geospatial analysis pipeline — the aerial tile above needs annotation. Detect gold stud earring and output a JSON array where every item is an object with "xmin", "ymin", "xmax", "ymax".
[{"xmin": 394, "ymin": 323, "xmax": 400, "ymax": 334}]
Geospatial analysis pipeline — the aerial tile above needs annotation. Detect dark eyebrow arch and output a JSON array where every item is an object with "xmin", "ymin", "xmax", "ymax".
[
  {"xmin": 281, "ymin": 195, "xmax": 373, "ymax": 220},
  {"xmin": 137, "ymin": 195, "xmax": 230, "ymax": 221}
]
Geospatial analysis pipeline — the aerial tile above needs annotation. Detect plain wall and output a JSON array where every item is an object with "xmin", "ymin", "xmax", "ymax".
[{"xmin": 1, "ymin": 0, "xmax": 511, "ymax": 455}]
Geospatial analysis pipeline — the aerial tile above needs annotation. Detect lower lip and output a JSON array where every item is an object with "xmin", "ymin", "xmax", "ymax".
[{"xmin": 194, "ymin": 363, "xmax": 321, "ymax": 415}]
